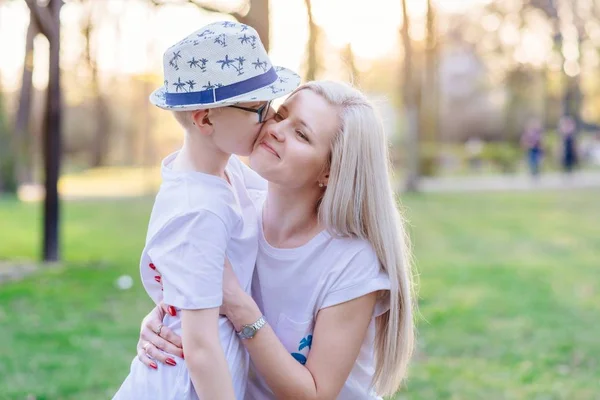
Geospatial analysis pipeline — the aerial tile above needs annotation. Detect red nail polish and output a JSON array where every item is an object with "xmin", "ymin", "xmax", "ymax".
[
  {"xmin": 166, "ymin": 358, "xmax": 177, "ymax": 366},
  {"xmin": 149, "ymin": 263, "xmax": 156, "ymax": 270},
  {"xmin": 154, "ymin": 275, "xmax": 161, "ymax": 283},
  {"xmin": 181, "ymin": 352, "xmax": 185, "ymax": 359},
  {"xmin": 168, "ymin": 306, "xmax": 177, "ymax": 316},
  {"xmin": 150, "ymin": 362, "xmax": 158, "ymax": 369}
]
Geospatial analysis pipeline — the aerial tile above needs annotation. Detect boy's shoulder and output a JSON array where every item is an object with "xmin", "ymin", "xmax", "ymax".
[{"xmin": 154, "ymin": 175, "xmax": 241, "ymax": 230}]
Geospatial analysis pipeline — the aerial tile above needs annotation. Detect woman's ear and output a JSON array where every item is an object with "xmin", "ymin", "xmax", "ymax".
[{"xmin": 318, "ymin": 172, "xmax": 330, "ymax": 187}]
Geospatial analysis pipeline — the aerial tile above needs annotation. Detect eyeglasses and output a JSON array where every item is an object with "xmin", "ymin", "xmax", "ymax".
[{"xmin": 229, "ymin": 100, "xmax": 272, "ymax": 123}]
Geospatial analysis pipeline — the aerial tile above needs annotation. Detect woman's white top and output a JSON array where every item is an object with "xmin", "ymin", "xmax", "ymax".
[{"xmin": 238, "ymin": 163, "xmax": 391, "ymax": 400}]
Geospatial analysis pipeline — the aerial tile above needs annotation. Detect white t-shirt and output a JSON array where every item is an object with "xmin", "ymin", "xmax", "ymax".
[
  {"xmin": 234, "ymin": 181, "xmax": 391, "ymax": 399},
  {"xmin": 113, "ymin": 153, "xmax": 259, "ymax": 400}
]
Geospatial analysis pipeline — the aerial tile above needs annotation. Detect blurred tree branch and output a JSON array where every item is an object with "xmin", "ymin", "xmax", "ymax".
[{"xmin": 24, "ymin": 0, "xmax": 61, "ymax": 40}]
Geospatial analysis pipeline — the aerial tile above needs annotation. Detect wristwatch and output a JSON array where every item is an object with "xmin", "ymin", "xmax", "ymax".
[{"xmin": 237, "ymin": 316, "xmax": 267, "ymax": 339}]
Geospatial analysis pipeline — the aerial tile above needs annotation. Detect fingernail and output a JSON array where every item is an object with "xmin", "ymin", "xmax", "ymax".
[
  {"xmin": 154, "ymin": 275, "xmax": 161, "ymax": 283},
  {"xmin": 168, "ymin": 306, "xmax": 177, "ymax": 316},
  {"xmin": 166, "ymin": 358, "xmax": 177, "ymax": 366},
  {"xmin": 181, "ymin": 352, "xmax": 185, "ymax": 359},
  {"xmin": 149, "ymin": 263, "xmax": 156, "ymax": 270},
  {"xmin": 150, "ymin": 362, "xmax": 158, "ymax": 369}
]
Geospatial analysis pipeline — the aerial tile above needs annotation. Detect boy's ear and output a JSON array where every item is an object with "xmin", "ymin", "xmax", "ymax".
[{"xmin": 191, "ymin": 109, "xmax": 212, "ymax": 129}]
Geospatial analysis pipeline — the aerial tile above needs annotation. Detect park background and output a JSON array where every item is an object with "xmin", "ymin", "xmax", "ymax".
[{"xmin": 0, "ymin": 0, "xmax": 599, "ymax": 399}]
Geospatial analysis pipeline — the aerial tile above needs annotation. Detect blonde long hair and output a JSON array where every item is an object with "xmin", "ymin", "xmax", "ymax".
[{"xmin": 298, "ymin": 81, "xmax": 416, "ymax": 396}]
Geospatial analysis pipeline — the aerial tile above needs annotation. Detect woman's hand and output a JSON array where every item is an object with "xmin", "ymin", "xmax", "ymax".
[
  {"xmin": 220, "ymin": 258, "xmax": 261, "ymax": 332},
  {"xmin": 137, "ymin": 304, "xmax": 184, "ymax": 369}
]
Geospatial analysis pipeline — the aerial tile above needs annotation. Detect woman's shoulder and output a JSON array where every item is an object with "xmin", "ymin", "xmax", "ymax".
[
  {"xmin": 317, "ymin": 235, "xmax": 390, "ymax": 312},
  {"xmin": 327, "ymin": 235, "xmax": 379, "ymax": 263},
  {"xmin": 317, "ymin": 235, "xmax": 383, "ymax": 282}
]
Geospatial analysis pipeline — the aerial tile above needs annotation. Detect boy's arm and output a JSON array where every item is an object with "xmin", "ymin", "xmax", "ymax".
[
  {"xmin": 147, "ymin": 210, "xmax": 235, "ymax": 398},
  {"xmin": 181, "ymin": 308, "xmax": 235, "ymax": 400}
]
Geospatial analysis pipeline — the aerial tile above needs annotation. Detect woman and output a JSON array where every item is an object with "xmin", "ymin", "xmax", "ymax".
[{"xmin": 134, "ymin": 81, "xmax": 416, "ymax": 399}]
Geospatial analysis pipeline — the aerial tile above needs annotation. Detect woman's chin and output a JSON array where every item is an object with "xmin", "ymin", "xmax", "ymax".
[{"xmin": 249, "ymin": 152, "xmax": 271, "ymax": 176}]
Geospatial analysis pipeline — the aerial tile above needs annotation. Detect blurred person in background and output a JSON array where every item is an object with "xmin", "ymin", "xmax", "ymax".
[
  {"xmin": 558, "ymin": 115, "xmax": 578, "ymax": 174},
  {"xmin": 521, "ymin": 117, "xmax": 544, "ymax": 178}
]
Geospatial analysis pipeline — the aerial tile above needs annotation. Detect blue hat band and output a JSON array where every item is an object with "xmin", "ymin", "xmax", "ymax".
[{"xmin": 165, "ymin": 67, "xmax": 278, "ymax": 106}]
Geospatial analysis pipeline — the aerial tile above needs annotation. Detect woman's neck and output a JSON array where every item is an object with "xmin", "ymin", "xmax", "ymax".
[
  {"xmin": 172, "ymin": 131, "xmax": 230, "ymax": 179},
  {"xmin": 262, "ymin": 184, "xmax": 324, "ymax": 249}
]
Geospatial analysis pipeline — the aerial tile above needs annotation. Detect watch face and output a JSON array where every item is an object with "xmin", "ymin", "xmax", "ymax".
[{"xmin": 242, "ymin": 326, "xmax": 254, "ymax": 337}]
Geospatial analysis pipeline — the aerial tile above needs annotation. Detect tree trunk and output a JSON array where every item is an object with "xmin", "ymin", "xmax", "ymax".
[
  {"xmin": 304, "ymin": 0, "xmax": 318, "ymax": 81},
  {"xmin": 401, "ymin": 0, "xmax": 419, "ymax": 192},
  {"xmin": 14, "ymin": 11, "xmax": 38, "ymax": 185},
  {"xmin": 420, "ymin": 0, "xmax": 437, "ymax": 176},
  {"xmin": 27, "ymin": 0, "xmax": 64, "ymax": 262},
  {"xmin": 83, "ymin": 7, "xmax": 110, "ymax": 167},
  {"xmin": 0, "ymin": 2, "xmax": 17, "ymax": 194},
  {"xmin": 237, "ymin": 0, "xmax": 269, "ymax": 51},
  {"xmin": 342, "ymin": 43, "xmax": 358, "ymax": 86},
  {"xmin": 0, "ymin": 87, "xmax": 17, "ymax": 194}
]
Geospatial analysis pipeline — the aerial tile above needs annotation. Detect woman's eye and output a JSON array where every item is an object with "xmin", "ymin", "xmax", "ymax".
[
  {"xmin": 274, "ymin": 112, "xmax": 284, "ymax": 121},
  {"xmin": 296, "ymin": 130, "xmax": 308, "ymax": 141}
]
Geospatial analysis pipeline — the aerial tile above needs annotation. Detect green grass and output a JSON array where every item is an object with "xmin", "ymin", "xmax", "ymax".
[{"xmin": 1, "ymin": 191, "xmax": 599, "ymax": 399}]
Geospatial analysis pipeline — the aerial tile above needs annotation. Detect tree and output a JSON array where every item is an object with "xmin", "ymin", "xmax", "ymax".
[
  {"xmin": 419, "ymin": 0, "xmax": 438, "ymax": 176},
  {"xmin": 0, "ymin": 87, "xmax": 17, "ymax": 194},
  {"xmin": 303, "ymin": 0, "xmax": 320, "ymax": 81},
  {"xmin": 81, "ymin": 1, "xmax": 110, "ymax": 167},
  {"xmin": 13, "ymin": 8, "xmax": 37, "ymax": 186},
  {"xmin": 0, "ymin": 2, "xmax": 18, "ymax": 194},
  {"xmin": 341, "ymin": 43, "xmax": 359, "ymax": 86},
  {"xmin": 24, "ymin": 0, "xmax": 64, "ymax": 262},
  {"xmin": 400, "ymin": 0, "xmax": 419, "ymax": 192}
]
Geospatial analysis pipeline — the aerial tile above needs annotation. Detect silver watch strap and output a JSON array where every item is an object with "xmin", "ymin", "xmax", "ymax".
[
  {"xmin": 238, "ymin": 315, "xmax": 267, "ymax": 339},
  {"xmin": 251, "ymin": 316, "xmax": 267, "ymax": 331}
]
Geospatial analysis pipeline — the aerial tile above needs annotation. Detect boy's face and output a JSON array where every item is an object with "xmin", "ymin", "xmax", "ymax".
[{"xmin": 211, "ymin": 101, "xmax": 273, "ymax": 156}]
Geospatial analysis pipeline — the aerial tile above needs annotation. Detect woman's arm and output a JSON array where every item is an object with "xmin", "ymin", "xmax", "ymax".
[
  {"xmin": 228, "ymin": 291, "xmax": 376, "ymax": 400},
  {"xmin": 139, "ymin": 264, "xmax": 376, "ymax": 400},
  {"xmin": 221, "ymin": 256, "xmax": 376, "ymax": 400},
  {"xmin": 181, "ymin": 308, "xmax": 235, "ymax": 400}
]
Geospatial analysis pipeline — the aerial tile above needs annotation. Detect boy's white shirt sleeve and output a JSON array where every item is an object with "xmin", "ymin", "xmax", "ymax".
[
  {"xmin": 230, "ymin": 155, "xmax": 268, "ymax": 192},
  {"xmin": 320, "ymin": 246, "xmax": 391, "ymax": 317},
  {"xmin": 147, "ymin": 210, "xmax": 230, "ymax": 310}
]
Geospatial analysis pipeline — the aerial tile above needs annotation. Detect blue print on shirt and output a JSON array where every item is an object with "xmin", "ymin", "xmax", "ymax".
[{"xmin": 291, "ymin": 334, "xmax": 313, "ymax": 365}]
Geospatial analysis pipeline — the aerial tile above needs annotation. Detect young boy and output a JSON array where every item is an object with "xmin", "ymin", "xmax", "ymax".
[{"xmin": 113, "ymin": 21, "xmax": 299, "ymax": 400}]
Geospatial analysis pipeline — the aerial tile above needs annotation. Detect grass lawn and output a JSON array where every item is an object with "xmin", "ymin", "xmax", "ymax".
[{"xmin": 0, "ymin": 190, "xmax": 599, "ymax": 399}]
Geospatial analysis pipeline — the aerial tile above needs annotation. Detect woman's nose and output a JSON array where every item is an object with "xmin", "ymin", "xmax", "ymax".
[{"xmin": 268, "ymin": 122, "xmax": 285, "ymax": 142}]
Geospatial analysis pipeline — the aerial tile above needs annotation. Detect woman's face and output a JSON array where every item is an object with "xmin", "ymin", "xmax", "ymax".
[{"xmin": 249, "ymin": 89, "xmax": 339, "ymax": 188}]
